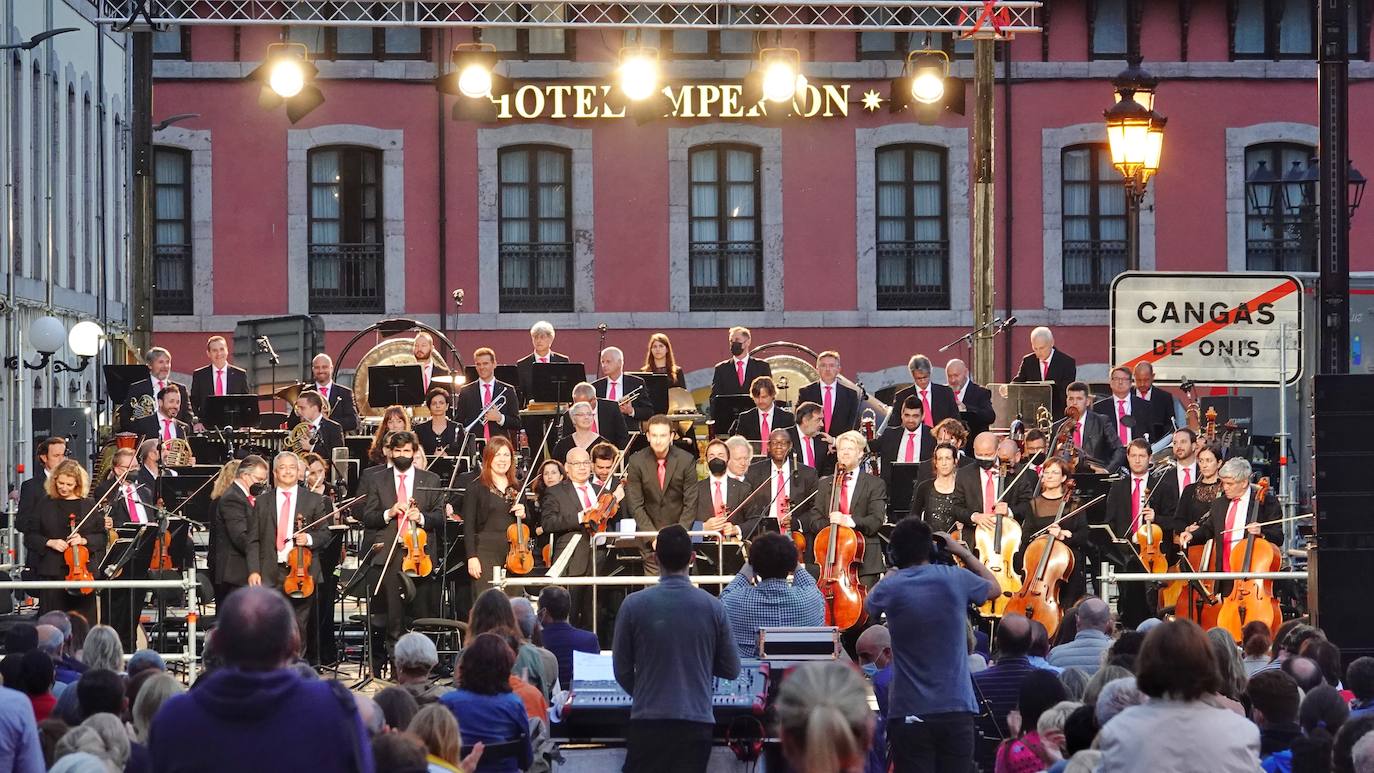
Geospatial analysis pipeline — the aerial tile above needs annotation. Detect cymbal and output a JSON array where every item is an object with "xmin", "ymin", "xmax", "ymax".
[
  {"xmin": 273, "ymin": 381, "xmax": 310, "ymax": 402},
  {"xmin": 431, "ymin": 374, "xmax": 466, "ymax": 386}
]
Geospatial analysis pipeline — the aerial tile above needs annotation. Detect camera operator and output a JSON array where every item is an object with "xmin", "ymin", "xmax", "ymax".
[{"xmin": 866, "ymin": 518, "xmax": 999, "ymax": 773}]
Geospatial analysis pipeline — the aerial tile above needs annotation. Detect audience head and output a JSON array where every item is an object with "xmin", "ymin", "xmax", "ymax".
[
  {"xmin": 80, "ymin": 627, "xmax": 123, "ymax": 674},
  {"xmin": 1028, "ymin": 620, "xmax": 1052, "ymax": 659},
  {"xmin": 408, "ymin": 704, "xmax": 461, "ymax": 767},
  {"xmin": 510, "ymin": 597, "xmax": 539, "ymax": 643},
  {"xmin": 1037, "ymin": 701, "xmax": 1082, "ymax": 756},
  {"xmin": 18, "ymin": 650, "xmax": 54, "ymax": 696},
  {"xmin": 775, "ymin": 661, "xmax": 875, "ymax": 773},
  {"xmin": 213, "ymin": 587, "xmax": 301, "ymax": 670},
  {"xmin": 1301, "ymin": 684, "xmax": 1350, "ymax": 735},
  {"xmin": 855, "ymin": 625, "xmax": 892, "ymax": 671},
  {"xmin": 370, "ymin": 731, "xmax": 429, "ymax": 773},
  {"xmin": 1300, "ymin": 637, "xmax": 1344, "ymax": 688},
  {"xmin": 1053, "ymin": 607, "xmax": 1081, "ymax": 648},
  {"xmin": 374, "ymin": 687, "xmax": 420, "ymax": 735},
  {"xmin": 1205, "ymin": 627, "xmax": 1248, "ymax": 700},
  {"xmin": 1280, "ymin": 624, "xmax": 1324, "ymax": 660},
  {"xmin": 1247, "ymin": 669, "xmax": 1300, "ymax": 727},
  {"xmin": 5, "ymin": 622, "xmax": 38, "ymax": 654},
  {"xmin": 35, "ymin": 625, "xmax": 63, "ymax": 658},
  {"xmin": 888, "ymin": 518, "xmax": 936, "ymax": 568},
  {"xmin": 126, "ymin": 649, "xmax": 166, "ymax": 678},
  {"xmin": 1062, "ymin": 704, "xmax": 1099, "ymax": 757},
  {"xmin": 1353, "ymin": 733, "xmax": 1374, "ymax": 773},
  {"xmin": 1058, "ymin": 667, "xmax": 1091, "ymax": 702},
  {"xmin": 1083, "ymin": 665, "xmax": 1133, "ymax": 709},
  {"xmin": 1019, "ymin": 669, "xmax": 1070, "ymax": 733},
  {"xmin": 1136, "ymin": 619, "xmax": 1221, "ymax": 701},
  {"xmin": 1349, "ymin": 657, "xmax": 1374, "ymax": 704},
  {"xmin": 750, "ymin": 533, "xmax": 800, "ymax": 582},
  {"xmin": 1283, "ymin": 656, "xmax": 1326, "ymax": 693},
  {"xmin": 467, "ymin": 588, "xmax": 524, "ymax": 645},
  {"xmin": 79, "ymin": 713, "xmax": 131, "ymax": 769},
  {"xmin": 130, "ymin": 673, "xmax": 183, "ymax": 743},
  {"xmin": 1242, "ymin": 620, "xmax": 1273, "ymax": 661},
  {"xmin": 1094, "ymin": 677, "xmax": 1145, "ymax": 727},
  {"xmin": 354, "ymin": 694, "xmax": 385, "ymax": 738},
  {"xmin": 1333, "ymin": 715, "xmax": 1374, "ymax": 773},
  {"xmin": 37, "ymin": 718, "xmax": 69, "ymax": 769},
  {"xmin": 654, "ymin": 524, "xmax": 694, "ymax": 573},
  {"xmin": 76, "ymin": 670, "xmax": 126, "ymax": 720},
  {"xmin": 537, "ymin": 586, "xmax": 573, "ymax": 626},
  {"xmin": 993, "ymin": 614, "xmax": 1033, "ymax": 659},
  {"xmin": 1074, "ymin": 597, "xmax": 1113, "ymax": 635},
  {"xmin": 393, "ymin": 632, "xmax": 440, "ymax": 683},
  {"xmin": 458, "ymin": 633, "xmax": 515, "ymax": 696}
]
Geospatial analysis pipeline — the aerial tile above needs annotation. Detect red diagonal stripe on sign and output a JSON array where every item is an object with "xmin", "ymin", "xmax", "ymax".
[{"xmin": 1119, "ymin": 279, "xmax": 1298, "ymax": 370}]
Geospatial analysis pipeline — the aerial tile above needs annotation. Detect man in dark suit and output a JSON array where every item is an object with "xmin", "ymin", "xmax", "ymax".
[
  {"xmin": 877, "ymin": 396, "xmax": 935, "ymax": 480},
  {"xmin": 131, "ymin": 385, "xmax": 192, "ymax": 443},
  {"xmin": 746, "ymin": 429, "xmax": 819, "ymax": 560},
  {"xmin": 1063, "ymin": 381, "xmax": 1125, "ymax": 473},
  {"xmin": 189, "ymin": 335, "xmax": 250, "ymax": 423},
  {"xmin": 135, "ymin": 439, "xmax": 163, "ymax": 494},
  {"xmin": 540, "ymin": 446, "xmax": 601, "ymax": 626},
  {"xmin": 891, "ymin": 354, "xmax": 960, "ymax": 430},
  {"xmin": 455, "ymin": 347, "xmax": 521, "ymax": 444},
  {"xmin": 1100, "ymin": 439, "xmax": 1174, "ymax": 627},
  {"xmin": 411, "ymin": 331, "xmax": 451, "ymax": 394},
  {"xmin": 1179, "ymin": 456, "xmax": 1283, "ymax": 596},
  {"xmin": 1152, "ymin": 429, "xmax": 1201, "ymax": 531},
  {"xmin": 810, "ymin": 431, "xmax": 888, "ymax": 587},
  {"xmin": 729, "ymin": 376, "xmax": 796, "ymax": 445},
  {"xmin": 16, "ymin": 437, "xmax": 68, "ymax": 574},
  {"xmin": 709, "ymin": 326, "xmax": 772, "ymax": 435},
  {"xmin": 515, "ymin": 320, "xmax": 571, "ymax": 403},
  {"xmin": 1132, "ymin": 361, "xmax": 1182, "ymax": 442},
  {"xmin": 558, "ymin": 382, "xmax": 628, "ymax": 450},
  {"xmin": 1012, "ymin": 326, "xmax": 1077, "ymax": 419},
  {"xmin": 789, "ymin": 402, "xmax": 834, "ymax": 476},
  {"xmin": 308, "ymin": 353, "xmax": 359, "ymax": 433},
  {"xmin": 594, "ymin": 346, "xmax": 653, "ymax": 423},
  {"xmin": 292, "ymin": 390, "xmax": 345, "ymax": 462},
  {"xmin": 797, "ymin": 351, "xmax": 861, "ymax": 434},
  {"xmin": 1093, "ymin": 366, "xmax": 1153, "ymax": 449},
  {"xmin": 357, "ymin": 431, "xmax": 446, "ymax": 650},
  {"xmin": 951, "ymin": 432, "xmax": 1034, "ymax": 542},
  {"xmin": 695, "ymin": 439, "xmax": 750, "ymax": 539},
  {"xmin": 122, "ymin": 346, "xmax": 195, "ymax": 430},
  {"xmin": 246, "ymin": 452, "xmax": 331, "ymax": 652},
  {"xmin": 623, "ymin": 415, "xmax": 699, "ymax": 574},
  {"xmin": 210, "ymin": 454, "xmax": 269, "ymax": 603},
  {"xmin": 946, "ymin": 358, "xmax": 997, "ymax": 447}
]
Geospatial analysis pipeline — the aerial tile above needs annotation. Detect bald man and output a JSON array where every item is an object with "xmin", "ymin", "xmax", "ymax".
[
  {"xmin": 951, "ymin": 432, "xmax": 1032, "ymax": 537},
  {"xmin": 972, "ymin": 613, "xmax": 1037, "ymax": 767},
  {"xmin": 540, "ymin": 447, "xmax": 603, "ymax": 626},
  {"xmin": 300, "ymin": 353, "xmax": 358, "ymax": 433},
  {"xmin": 946, "ymin": 358, "xmax": 996, "ymax": 448}
]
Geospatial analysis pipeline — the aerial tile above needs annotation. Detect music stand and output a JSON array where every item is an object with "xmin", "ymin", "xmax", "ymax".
[
  {"xmin": 629, "ymin": 372, "xmax": 671, "ymax": 415},
  {"xmin": 990, "ymin": 382, "xmax": 1053, "ymax": 429},
  {"xmin": 160, "ymin": 466, "xmax": 220, "ymax": 523},
  {"xmin": 103, "ymin": 364, "xmax": 150, "ymax": 404},
  {"xmin": 462, "ymin": 365, "xmax": 520, "ymax": 390},
  {"xmin": 203, "ymin": 394, "xmax": 260, "ymax": 429},
  {"xmin": 102, "ymin": 524, "xmax": 158, "ymax": 651},
  {"xmin": 367, "ymin": 364, "xmax": 426, "ymax": 409},
  {"xmin": 531, "ymin": 363, "xmax": 586, "ymax": 404},
  {"xmin": 710, "ymin": 394, "xmax": 756, "ymax": 437},
  {"xmin": 886, "ymin": 463, "xmax": 921, "ymax": 522}
]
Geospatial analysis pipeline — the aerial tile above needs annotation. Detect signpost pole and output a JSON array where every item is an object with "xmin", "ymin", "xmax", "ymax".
[{"xmin": 1278, "ymin": 322, "xmax": 1295, "ymax": 547}]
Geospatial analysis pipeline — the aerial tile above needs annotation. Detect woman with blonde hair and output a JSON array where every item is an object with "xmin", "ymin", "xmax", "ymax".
[
  {"xmin": 774, "ymin": 661, "xmax": 875, "ymax": 773},
  {"xmin": 209, "ymin": 459, "xmax": 242, "ymax": 501},
  {"xmin": 131, "ymin": 673, "xmax": 185, "ymax": 743},
  {"xmin": 35, "ymin": 460, "xmax": 104, "ymax": 621},
  {"xmin": 408, "ymin": 704, "xmax": 484, "ymax": 772}
]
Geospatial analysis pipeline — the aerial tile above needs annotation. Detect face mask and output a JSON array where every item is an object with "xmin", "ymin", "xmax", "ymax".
[
  {"xmin": 976, "ymin": 457, "xmax": 996, "ymax": 470},
  {"xmin": 861, "ymin": 663, "xmax": 878, "ymax": 678},
  {"xmin": 392, "ymin": 455, "xmax": 414, "ymax": 472},
  {"xmin": 249, "ymin": 482, "xmax": 269, "ymax": 497},
  {"xmin": 707, "ymin": 458, "xmax": 728, "ymax": 476},
  {"xmin": 1028, "ymin": 452, "xmax": 1047, "ymax": 466},
  {"xmin": 729, "ymin": 341, "xmax": 745, "ymax": 357}
]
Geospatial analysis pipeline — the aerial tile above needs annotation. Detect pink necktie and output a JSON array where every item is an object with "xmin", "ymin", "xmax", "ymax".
[
  {"xmin": 125, "ymin": 487, "xmax": 141, "ymax": 524},
  {"xmin": 162, "ymin": 420, "xmax": 172, "ymax": 441},
  {"xmin": 1040, "ymin": 361, "xmax": 1048, "ymax": 380},
  {"xmin": 776, "ymin": 470, "xmax": 786, "ymax": 520},
  {"xmin": 482, "ymin": 384, "xmax": 493, "ymax": 440},
  {"xmin": 578, "ymin": 485, "xmax": 594, "ymax": 509},
  {"xmin": 422, "ymin": 367, "xmax": 430, "ymax": 392},
  {"xmin": 1131, "ymin": 478, "xmax": 1143, "ymax": 532},
  {"xmin": 983, "ymin": 471, "xmax": 995, "ymax": 514},
  {"xmin": 904, "ymin": 433, "xmax": 917, "ymax": 463},
  {"xmin": 1073, "ymin": 422, "xmax": 1082, "ymax": 449},
  {"xmin": 760, "ymin": 411, "xmax": 770, "ymax": 439},
  {"xmin": 736, "ymin": 360, "xmax": 745, "ymax": 387},
  {"xmin": 822, "ymin": 386, "xmax": 833, "ymax": 432},
  {"xmin": 157, "ymin": 380, "xmax": 166, "ymax": 394},
  {"xmin": 839, "ymin": 473, "xmax": 851, "ymax": 516},
  {"xmin": 656, "ymin": 459, "xmax": 667, "ymax": 489},
  {"xmin": 802, "ymin": 438, "xmax": 812, "ymax": 467},
  {"xmin": 1222, "ymin": 498, "xmax": 1241, "ymax": 571},
  {"xmin": 1182, "ymin": 468, "xmax": 1192, "ymax": 488},
  {"xmin": 608, "ymin": 381, "xmax": 617, "ymax": 401},
  {"xmin": 277, "ymin": 491, "xmax": 292, "ymax": 551},
  {"xmin": 1117, "ymin": 399, "xmax": 1129, "ymax": 446},
  {"xmin": 321, "ymin": 384, "xmax": 329, "ymax": 401},
  {"xmin": 396, "ymin": 473, "xmax": 407, "ymax": 510},
  {"xmin": 920, "ymin": 389, "xmax": 933, "ymax": 427},
  {"xmin": 713, "ymin": 481, "xmax": 724, "ymax": 513},
  {"xmin": 215, "ymin": 370, "xmax": 225, "ymax": 396}
]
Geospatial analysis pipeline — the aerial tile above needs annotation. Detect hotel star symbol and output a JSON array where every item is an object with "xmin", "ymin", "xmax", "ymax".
[{"xmin": 861, "ymin": 90, "xmax": 884, "ymax": 112}]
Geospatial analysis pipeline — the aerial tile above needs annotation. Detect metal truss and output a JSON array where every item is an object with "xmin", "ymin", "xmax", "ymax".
[{"xmin": 97, "ymin": 0, "xmax": 1040, "ymax": 33}]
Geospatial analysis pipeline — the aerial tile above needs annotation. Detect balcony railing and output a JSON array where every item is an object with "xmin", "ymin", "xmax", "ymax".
[
  {"xmin": 309, "ymin": 242, "xmax": 384, "ymax": 314},
  {"xmin": 499, "ymin": 242, "xmax": 574, "ymax": 312},
  {"xmin": 1062, "ymin": 239, "xmax": 1126, "ymax": 309},
  {"xmin": 876, "ymin": 240, "xmax": 950, "ymax": 310},
  {"xmin": 689, "ymin": 240, "xmax": 764, "ymax": 311},
  {"xmin": 153, "ymin": 243, "xmax": 193, "ymax": 316},
  {"xmin": 1246, "ymin": 237, "xmax": 1314, "ymax": 273}
]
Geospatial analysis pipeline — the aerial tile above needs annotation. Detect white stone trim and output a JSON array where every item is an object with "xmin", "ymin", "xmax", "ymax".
[
  {"xmin": 667, "ymin": 124, "xmax": 784, "ymax": 313},
  {"xmin": 1224, "ymin": 122, "xmax": 1319, "ymax": 273},
  {"xmin": 855, "ymin": 124, "xmax": 970, "ymax": 314},
  {"xmin": 151, "ymin": 126, "xmax": 213, "ymax": 318},
  {"xmin": 475, "ymin": 125, "xmax": 596, "ymax": 316},
  {"xmin": 286, "ymin": 124, "xmax": 406, "ymax": 316},
  {"xmin": 1041, "ymin": 123, "xmax": 1156, "ymax": 311}
]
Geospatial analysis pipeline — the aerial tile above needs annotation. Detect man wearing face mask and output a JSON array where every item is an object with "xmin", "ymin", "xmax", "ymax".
[
  {"xmin": 695, "ymin": 440, "xmax": 746, "ymax": 541},
  {"xmin": 211, "ymin": 455, "xmax": 270, "ymax": 604},
  {"xmin": 709, "ymin": 327, "xmax": 772, "ymax": 438},
  {"xmin": 951, "ymin": 432, "xmax": 1033, "ymax": 547}
]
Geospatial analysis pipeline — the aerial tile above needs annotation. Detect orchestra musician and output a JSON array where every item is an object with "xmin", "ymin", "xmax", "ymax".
[
  {"xmin": 908, "ymin": 442, "xmax": 962, "ymax": 534},
  {"xmin": 539, "ymin": 447, "xmax": 600, "ymax": 626},
  {"xmin": 890, "ymin": 355, "xmax": 959, "ymax": 429},
  {"xmin": 247, "ymin": 451, "xmax": 330, "ymax": 650},
  {"xmin": 1151, "ymin": 428, "xmax": 1201, "ymax": 524},
  {"xmin": 132, "ymin": 386, "xmax": 192, "ymax": 443},
  {"xmin": 595, "ymin": 347, "xmax": 653, "ymax": 423},
  {"xmin": 624, "ymin": 415, "xmax": 699, "ymax": 574},
  {"xmin": 1132, "ymin": 361, "xmax": 1185, "ymax": 443},
  {"xmin": 951, "ymin": 432, "xmax": 1032, "ymax": 545},
  {"xmin": 797, "ymin": 351, "xmax": 860, "ymax": 434},
  {"xmin": 1101, "ymin": 439, "xmax": 1172, "ymax": 627},
  {"xmin": 696, "ymin": 439, "xmax": 747, "ymax": 540},
  {"xmin": 709, "ymin": 326, "xmax": 772, "ymax": 433},
  {"xmin": 1174, "ymin": 443, "xmax": 1224, "ymax": 537},
  {"xmin": 35, "ymin": 460, "xmax": 105, "ymax": 622},
  {"xmin": 307, "ymin": 354, "xmax": 359, "ymax": 434},
  {"xmin": 724, "ymin": 435, "xmax": 753, "ymax": 485},
  {"xmin": 455, "ymin": 347, "xmax": 521, "ymax": 444},
  {"xmin": 463, "ymin": 436, "xmax": 526, "ymax": 597},
  {"xmin": 789, "ymin": 402, "xmax": 834, "ymax": 476},
  {"xmin": 915, "ymin": 418, "xmax": 975, "ymax": 483},
  {"xmin": 189, "ymin": 335, "xmax": 249, "ymax": 421},
  {"xmin": 945, "ymin": 358, "xmax": 997, "ymax": 447},
  {"xmin": 1015, "ymin": 456, "xmax": 1088, "ymax": 608},
  {"xmin": 301, "ymin": 451, "xmax": 344, "ymax": 664},
  {"xmin": 1093, "ymin": 367, "xmax": 1152, "ymax": 448},
  {"xmin": 411, "ymin": 331, "xmax": 450, "ymax": 393},
  {"xmin": 1023, "ymin": 430, "xmax": 1049, "ymax": 475},
  {"xmin": 641, "ymin": 332, "xmax": 687, "ymax": 390},
  {"xmin": 414, "ymin": 388, "xmax": 464, "ymax": 458},
  {"xmin": 745, "ymin": 429, "xmax": 819, "ymax": 545},
  {"xmin": 293, "ymin": 390, "xmax": 345, "ymax": 461},
  {"xmin": 729, "ymin": 375, "xmax": 795, "ymax": 444},
  {"xmin": 209, "ymin": 455, "xmax": 269, "ymax": 604},
  {"xmin": 17, "ymin": 437, "xmax": 68, "ymax": 578},
  {"xmin": 810, "ymin": 430, "xmax": 887, "ymax": 588},
  {"xmin": 367, "ymin": 406, "xmax": 411, "ymax": 467},
  {"xmin": 589, "ymin": 442, "xmax": 620, "ymax": 492},
  {"xmin": 359, "ymin": 431, "xmax": 445, "ymax": 652},
  {"xmin": 996, "ymin": 437, "xmax": 1039, "ymax": 504},
  {"xmin": 1013, "ymin": 326, "xmax": 1077, "ymax": 418},
  {"xmin": 1178, "ymin": 457, "xmax": 1283, "ymax": 595},
  {"xmin": 515, "ymin": 320, "xmax": 570, "ymax": 401},
  {"xmin": 101, "ymin": 448, "xmax": 154, "ymax": 528},
  {"xmin": 877, "ymin": 396, "xmax": 934, "ymax": 482},
  {"xmin": 135, "ymin": 438, "xmax": 163, "ymax": 493},
  {"xmin": 551, "ymin": 401, "xmax": 611, "ymax": 463},
  {"xmin": 1063, "ymin": 381, "xmax": 1124, "ymax": 473},
  {"xmin": 123, "ymin": 347, "xmax": 194, "ymax": 430},
  {"xmin": 557, "ymin": 382, "xmax": 628, "ymax": 449}
]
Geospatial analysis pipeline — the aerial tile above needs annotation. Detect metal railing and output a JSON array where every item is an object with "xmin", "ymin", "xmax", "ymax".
[
  {"xmin": 689, "ymin": 240, "xmax": 764, "ymax": 311},
  {"xmin": 499, "ymin": 242, "xmax": 574, "ymax": 312},
  {"xmin": 309, "ymin": 242, "xmax": 385, "ymax": 314},
  {"xmin": 1245, "ymin": 238, "xmax": 1315, "ymax": 273},
  {"xmin": 1062, "ymin": 239, "xmax": 1125, "ymax": 309},
  {"xmin": 876, "ymin": 239, "xmax": 949, "ymax": 309},
  {"xmin": 153, "ymin": 243, "xmax": 194, "ymax": 316}
]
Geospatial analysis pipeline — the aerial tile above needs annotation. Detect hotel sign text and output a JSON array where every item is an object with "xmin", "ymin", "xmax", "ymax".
[{"xmin": 492, "ymin": 83, "xmax": 858, "ymax": 120}]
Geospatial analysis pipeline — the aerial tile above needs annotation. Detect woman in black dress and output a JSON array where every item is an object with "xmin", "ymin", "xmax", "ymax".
[
  {"xmin": 1177, "ymin": 443, "xmax": 1225, "ymax": 538},
  {"xmin": 35, "ymin": 460, "xmax": 106, "ymax": 622},
  {"xmin": 641, "ymin": 332, "xmax": 687, "ymax": 390},
  {"xmin": 908, "ymin": 443, "xmax": 961, "ymax": 534},
  {"xmin": 530, "ymin": 460, "xmax": 565, "ymax": 567},
  {"xmin": 414, "ymin": 387, "xmax": 464, "ymax": 458},
  {"xmin": 1016, "ymin": 457, "xmax": 1088, "ymax": 607},
  {"xmin": 463, "ymin": 436, "xmax": 525, "ymax": 598}
]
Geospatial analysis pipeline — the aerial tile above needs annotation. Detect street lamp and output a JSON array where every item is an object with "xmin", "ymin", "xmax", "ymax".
[
  {"xmin": 3, "ymin": 317, "xmax": 103, "ymax": 372},
  {"xmin": 1245, "ymin": 156, "xmax": 1367, "ymax": 268},
  {"xmin": 1104, "ymin": 88, "xmax": 1166, "ymax": 272}
]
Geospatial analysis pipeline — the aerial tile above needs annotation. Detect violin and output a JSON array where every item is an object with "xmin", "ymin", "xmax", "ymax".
[
  {"xmin": 400, "ymin": 498, "xmax": 434, "ymax": 578},
  {"xmin": 283, "ymin": 513, "xmax": 315, "ymax": 599},
  {"xmin": 860, "ymin": 415, "xmax": 880, "ymax": 477},
  {"xmin": 1005, "ymin": 479, "xmax": 1076, "ymax": 637},
  {"xmin": 781, "ymin": 493, "xmax": 806, "ymax": 561},
  {"xmin": 974, "ymin": 459, "xmax": 1023, "ymax": 617},
  {"xmin": 813, "ymin": 464, "xmax": 866, "ymax": 630},
  {"xmin": 504, "ymin": 487, "xmax": 535, "ymax": 575},
  {"xmin": 1217, "ymin": 478, "xmax": 1280, "ymax": 643},
  {"xmin": 1054, "ymin": 405, "xmax": 1083, "ymax": 472},
  {"xmin": 1132, "ymin": 480, "xmax": 1168, "ymax": 574},
  {"xmin": 581, "ymin": 446, "xmax": 631, "ymax": 533},
  {"xmin": 63, "ymin": 513, "xmax": 96, "ymax": 596},
  {"xmin": 149, "ymin": 494, "xmax": 175, "ymax": 572}
]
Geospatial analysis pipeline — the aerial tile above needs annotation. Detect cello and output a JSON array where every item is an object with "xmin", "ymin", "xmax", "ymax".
[
  {"xmin": 282, "ymin": 513, "xmax": 316, "ymax": 599},
  {"xmin": 813, "ymin": 463, "xmax": 866, "ymax": 630},
  {"xmin": 974, "ymin": 460, "xmax": 1023, "ymax": 617},
  {"xmin": 1216, "ymin": 478, "xmax": 1278, "ymax": 643},
  {"xmin": 1004, "ymin": 479, "xmax": 1076, "ymax": 637},
  {"xmin": 400, "ymin": 498, "xmax": 434, "ymax": 578}
]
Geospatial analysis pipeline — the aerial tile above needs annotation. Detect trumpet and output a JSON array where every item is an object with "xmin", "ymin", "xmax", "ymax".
[
  {"xmin": 616, "ymin": 387, "xmax": 644, "ymax": 407},
  {"xmin": 465, "ymin": 392, "xmax": 508, "ymax": 434}
]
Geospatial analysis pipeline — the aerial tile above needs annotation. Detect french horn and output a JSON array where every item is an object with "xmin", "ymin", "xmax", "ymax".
[
  {"xmin": 126, "ymin": 394, "xmax": 156, "ymax": 421},
  {"xmin": 287, "ymin": 421, "xmax": 318, "ymax": 453},
  {"xmin": 161, "ymin": 437, "xmax": 193, "ymax": 467}
]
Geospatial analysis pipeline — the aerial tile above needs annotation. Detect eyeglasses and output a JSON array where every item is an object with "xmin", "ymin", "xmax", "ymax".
[{"xmin": 567, "ymin": 460, "xmax": 592, "ymax": 467}]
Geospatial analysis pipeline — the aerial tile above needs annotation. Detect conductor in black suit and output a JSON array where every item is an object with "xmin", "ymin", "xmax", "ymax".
[
  {"xmin": 623, "ymin": 416, "xmax": 699, "ymax": 574},
  {"xmin": 890, "ymin": 355, "xmax": 960, "ymax": 430},
  {"xmin": 709, "ymin": 326, "xmax": 772, "ymax": 435},
  {"xmin": 515, "ymin": 320, "xmax": 571, "ymax": 402},
  {"xmin": 594, "ymin": 346, "xmax": 654, "ymax": 423},
  {"xmin": 122, "ymin": 347, "xmax": 195, "ymax": 430},
  {"xmin": 1093, "ymin": 366, "xmax": 1153, "ymax": 449},
  {"xmin": 246, "ymin": 452, "xmax": 331, "ymax": 649},
  {"xmin": 292, "ymin": 390, "xmax": 345, "ymax": 462},
  {"xmin": 945, "ymin": 358, "xmax": 997, "ymax": 447},
  {"xmin": 1179, "ymin": 456, "xmax": 1283, "ymax": 596},
  {"xmin": 189, "ymin": 335, "xmax": 250, "ymax": 423},
  {"xmin": 539, "ymin": 446, "xmax": 601, "ymax": 626},
  {"xmin": 357, "ymin": 431, "xmax": 446, "ymax": 650},
  {"xmin": 455, "ymin": 347, "xmax": 522, "ymax": 444},
  {"xmin": 1064, "ymin": 381, "xmax": 1125, "ymax": 473},
  {"xmin": 210, "ymin": 455, "xmax": 269, "ymax": 603},
  {"xmin": 810, "ymin": 431, "xmax": 888, "ymax": 587},
  {"xmin": 797, "ymin": 351, "xmax": 861, "ymax": 434},
  {"xmin": 1012, "ymin": 326, "xmax": 1077, "ymax": 418},
  {"xmin": 729, "ymin": 376, "xmax": 796, "ymax": 444}
]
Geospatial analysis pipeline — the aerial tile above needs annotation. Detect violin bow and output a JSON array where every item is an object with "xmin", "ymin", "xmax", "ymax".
[
  {"xmin": 1025, "ymin": 494, "xmax": 1107, "ymax": 540},
  {"xmin": 288, "ymin": 495, "xmax": 366, "ymax": 539}
]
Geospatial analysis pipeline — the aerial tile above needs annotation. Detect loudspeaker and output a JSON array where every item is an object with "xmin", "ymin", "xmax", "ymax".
[{"xmin": 31, "ymin": 408, "xmax": 90, "ymax": 467}]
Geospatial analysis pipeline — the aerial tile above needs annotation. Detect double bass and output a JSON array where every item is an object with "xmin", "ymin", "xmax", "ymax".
[
  {"xmin": 974, "ymin": 460, "xmax": 1022, "ymax": 617},
  {"xmin": 1216, "ymin": 478, "xmax": 1280, "ymax": 642},
  {"xmin": 282, "ymin": 513, "xmax": 316, "ymax": 599},
  {"xmin": 1004, "ymin": 479, "xmax": 1076, "ymax": 637},
  {"xmin": 813, "ymin": 464, "xmax": 866, "ymax": 630}
]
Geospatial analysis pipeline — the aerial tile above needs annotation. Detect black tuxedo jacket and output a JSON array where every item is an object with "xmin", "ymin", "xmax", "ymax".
[
  {"xmin": 558, "ymin": 398, "xmax": 629, "ymax": 450},
  {"xmin": 516, "ymin": 352, "xmax": 571, "ymax": 404},
  {"xmin": 797, "ymin": 380, "xmax": 861, "ymax": 434},
  {"xmin": 1068, "ymin": 411, "xmax": 1125, "ymax": 472},
  {"xmin": 1101, "ymin": 473, "xmax": 1180, "ymax": 541},
  {"xmin": 811, "ymin": 471, "xmax": 888, "ymax": 577},
  {"xmin": 729, "ymin": 406, "xmax": 796, "ymax": 443},
  {"xmin": 211, "ymin": 483, "xmax": 255, "ymax": 586},
  {"xmin": 1134, "ymin": 388, "xmax": 1179, "ymax": 442},
  {"xmin": 623, "ymin": 446, "xmax": 699, "ymax": 532},
  {"xmin": 593, "ymin": 373, "xmax": 653, "ymax": 423},
  {"xmin": 246, "ymin": 487, "xmax": 330, "ymax": 587},
  {"xmin": 540, "ymin": 479, "xmax": 598, "ymax": 575},
  {"xmin": 694, "ymin": 475, "xmax": 754, "ymax": 526},
  {"xmin": 125, "ymin": 377, "xmax": 194, "ymax": 425},
  {"xmin": 950, "ymin": 463, "xmax": 1033, "ymax": 527},
  {"xmin": 131, "ymin": 415, "xmax": 191, "ymax": 443},
  {"xmin": 1190, "ymin": 486, "xmax": 1284, "ymax": 590},
  {"xmin": 877, "ymin": 425, "xmax": 935, "ymax": 470},
  {"xmin": 956, "ymin": 382, "xmax": 998, "ymax": 442},
  {"xmin": 1092, "ymin": 394, "xmax": 1154, "ymax": 445},
  {"xmin": 1013, "ymin": 350, "xmax": 1078, "ymax": 418},
  {"xmin": 16, "ymin": 474, "xmax": 50, "ymax": 564},
  {"xmin": 745, "ymin": 459, "xmax": 819, "ymax": 536},
  {"xmin": 709, "ymin": 357, "xmax": 772, "ymax": 431},
  {"xmin": 455, "ymin": 379, "xmax": 522, "ymax": 442},
  {"xmin": 891, "ymin": 383, "xmax": 961, "ymax": 427},
  {"xmin": 787, "ymin": 426, "xmax": 834, "ymax": 477},
  {"xmin": 302, "ymin": 417, "xmax": 345, "ymax": 462},
  {"xmin": 358, "ymin": 466, "xmax": 445, "ymax": 566},
  {"xmin": 189, "ymin": 365, "xmax": 250, "ymax": 422},
  {"xmin": 1150, "ymin": 462, "xmax": 1200, "ymax": 529},
  {"xmin": 106, "ymin": 481, "xmax": 156, "ymax": 527}
]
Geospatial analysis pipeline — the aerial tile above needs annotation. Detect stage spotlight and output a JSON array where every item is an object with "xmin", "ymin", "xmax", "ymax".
[
  {"xmin": 248, "ymin": 43, "xmax": 324, "ymax": 123},
  {"xmin": 889, "ymin": 50, "xmax": 963, "ymax": 125},
  {"xmin": 619, "ymin": 47, "xmax": 661, "ymax": 101},
  {"xmin": 759, "ymin": 49, "xmax": 805, "ymax": 103}
]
